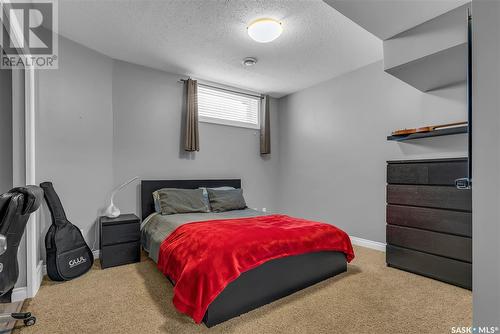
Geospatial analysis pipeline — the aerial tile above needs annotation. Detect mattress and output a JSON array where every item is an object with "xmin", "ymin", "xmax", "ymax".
[{"xmin": 141, "ymin": 208, "xmax": 268, "ymax": 263}]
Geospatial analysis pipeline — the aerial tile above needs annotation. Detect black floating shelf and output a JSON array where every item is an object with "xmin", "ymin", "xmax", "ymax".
[{"xmin": 387, "ymin": 126, "xmax": 468, "ymax": 142}]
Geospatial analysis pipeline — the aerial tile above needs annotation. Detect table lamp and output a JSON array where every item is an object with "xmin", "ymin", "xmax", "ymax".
[{"xmin": 104, "ymin": 176, "xmax": 138, "ymax": 218}]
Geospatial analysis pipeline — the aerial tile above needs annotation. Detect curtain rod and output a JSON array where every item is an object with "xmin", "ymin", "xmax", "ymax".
[{"xmin": 178, "ymin": 79, "xmax": 264, "ymax": 100}]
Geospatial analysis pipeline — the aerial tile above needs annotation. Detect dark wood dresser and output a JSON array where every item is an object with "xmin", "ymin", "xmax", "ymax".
[
  {"xmin": 99, "ymin": 214, "xmax": 141, "ymax": 269},
  {"xmin": 386, "ymin": 158, "xmax": 472, "ymax": 289}
]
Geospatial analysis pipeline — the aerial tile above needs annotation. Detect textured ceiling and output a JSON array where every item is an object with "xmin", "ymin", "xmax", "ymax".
[
  {"xmin": 324, "ymin": 0, "xmax": 470, "ymax": 40},
  {"xmin": 54, "ymin": 0, "xmax": 383, "ymax": 97}
]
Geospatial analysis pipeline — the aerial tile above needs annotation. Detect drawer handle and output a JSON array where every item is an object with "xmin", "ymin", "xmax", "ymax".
[{"xmin": 455, "ymin": 178, "xmax": 471, "ymax": 190}]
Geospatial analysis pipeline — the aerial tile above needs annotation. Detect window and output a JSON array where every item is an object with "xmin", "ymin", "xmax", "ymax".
[{"xmin": 198, "ymin": 85, "xmax": 261, "ymax": 129}]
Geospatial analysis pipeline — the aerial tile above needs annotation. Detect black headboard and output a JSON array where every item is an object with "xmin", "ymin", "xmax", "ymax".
[{"xmin": 140, "ymin": 179, "xmax": 241, "ymax": 220}]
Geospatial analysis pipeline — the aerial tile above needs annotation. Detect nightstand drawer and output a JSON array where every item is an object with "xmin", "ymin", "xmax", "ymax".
[
  {"xmin": 101, "ymin": 241, "xmax": 140, "ymax": 269},
  {"xmin": 101, "ymin": 222, "xmax": 140, "ymax": 246}
]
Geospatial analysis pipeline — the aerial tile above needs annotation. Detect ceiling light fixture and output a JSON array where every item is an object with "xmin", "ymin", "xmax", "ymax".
[
  {"xmin": 247, "ymin": 18, "xmax": 283, "ymax": 43},
  {"xmin": 242, "ymin": 57, "xmax": 257, "ymax": 66}
]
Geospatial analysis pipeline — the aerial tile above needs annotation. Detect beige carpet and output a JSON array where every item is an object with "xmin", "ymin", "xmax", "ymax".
[{"xmin": 13, "ymin": 246, "xmax": 471, "ymax": 334}]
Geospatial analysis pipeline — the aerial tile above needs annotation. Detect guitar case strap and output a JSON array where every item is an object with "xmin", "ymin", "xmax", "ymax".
[{"xmin": 40, "ymin": 182, "xmax": 67, "ymax": 227}]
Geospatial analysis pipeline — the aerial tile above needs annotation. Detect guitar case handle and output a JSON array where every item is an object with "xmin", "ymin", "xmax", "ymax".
[{"xmin": 39, "ymin": 182, "xmax": 68, "ymax": 227}]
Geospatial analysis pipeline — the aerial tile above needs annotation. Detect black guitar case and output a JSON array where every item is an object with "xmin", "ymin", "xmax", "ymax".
[{"xmin": 40, "ymin": 182, "xmax": 94, "ymax": 281}]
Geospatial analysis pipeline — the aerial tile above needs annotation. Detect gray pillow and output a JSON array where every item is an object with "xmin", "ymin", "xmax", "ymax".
[
  {"xmin": 207, "ymin": 189, "xmax": 247, "ymax": 212},
  {"xmin": 154, "ymin": 188, "xmax": 209, "ymax": 215},
  {"xmin": 152, "ymin": 191, "xmax": 162, "ymax": 213},
  {"xmin": 198, "ymin": 186, "xmax": 235, "ymax": 210}
]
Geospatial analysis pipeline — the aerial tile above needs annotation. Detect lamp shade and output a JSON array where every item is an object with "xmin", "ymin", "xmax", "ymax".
[
  {"xmin": 104, "ymin": 176, "xmax": 138, "ymax": 218},
  {"xmin": 247, "ymin": 18, "xmax": 283, "ymax": 43}
]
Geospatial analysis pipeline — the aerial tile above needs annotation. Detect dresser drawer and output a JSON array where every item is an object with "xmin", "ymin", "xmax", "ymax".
[
  {"xmin": 387, "ymin": 185, "xmax": 472, "ymax": 211},
  {"xmin": 387, "ymin": 205, "xmax": 472, "ymax": 237},
  {"xmin": 101, "ymin": 221, "xmax": 140, "ymax": 246},
  {"xmin": 386, "ymin": 245, "xmax": 471, "ymax": 290},
  {"xmin": 101, "ymin": 241, "xmax": 140, "ymax": 269},
  {"xmin": 387, "ymin": 225, "xmax": 471, "ymax": 262},
  {"xmin": 387, "ymin": 160, "xmax": 467, "ymax": 185}
]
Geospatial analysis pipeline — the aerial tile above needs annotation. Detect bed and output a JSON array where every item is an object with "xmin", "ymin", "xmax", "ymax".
[{"xmin": 140, "ymin": 179, "xmax": 351, "ymax": 327}]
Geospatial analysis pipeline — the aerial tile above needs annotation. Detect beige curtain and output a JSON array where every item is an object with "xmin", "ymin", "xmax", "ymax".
[
  {"xmin": 260, "ymin": 95, "xmax": 271, "ymax": 155},
  {"xmin": 184, "ymin": 79, "xmax": 200, "ymax": 152}
]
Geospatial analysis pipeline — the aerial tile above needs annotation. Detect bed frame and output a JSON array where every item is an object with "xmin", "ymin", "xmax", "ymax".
[{"xmin": 141, "ymin": 179, "xmax": 348, "ymax": 327}]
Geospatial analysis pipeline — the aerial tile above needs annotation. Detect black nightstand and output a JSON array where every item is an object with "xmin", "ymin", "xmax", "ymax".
[{"xmin": 99, "ymin": 214, "xmax": 141, "ymax": 269}]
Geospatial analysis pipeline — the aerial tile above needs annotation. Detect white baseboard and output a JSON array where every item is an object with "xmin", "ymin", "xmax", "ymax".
[
  {"xmin": 350, "ymin": 236, "xmax": 386, "ymax": 252},
  {"xmin": 11, "ymin": 260, "xmax": 43, "ymax": 302},
  {"xmin": 11, "ymin": 287, "xmax": 27, "ymax": 302},
  {"xmin": 42, "ymin": 249, "xmax": 100, "ymax": 276},
  {"xmin": 33, "ymin": 260, "xmax": 43, "ymax": 295}
]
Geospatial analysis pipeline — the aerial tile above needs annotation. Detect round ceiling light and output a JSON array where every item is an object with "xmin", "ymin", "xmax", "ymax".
[
  {"xmin": 247, "ymin": 18, "xmax": 283, "ymax": 43},
  {"xmin": 242, "ymin": 57, "xmax": 257, "ymax": 66}
]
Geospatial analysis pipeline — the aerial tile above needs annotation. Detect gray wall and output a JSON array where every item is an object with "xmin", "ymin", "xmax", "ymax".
[
  {"xmin": 35, "ymin": 39, "xmax": 279, "ymax": 259},
  {"xmin": 112, "ymin": 60, "xmax": 279, "ymax": 216},
  {"xmin": 472, "ymin": 0, "xmax": 500, "ymax": 326},
  {"xmin": 277, "ymin": 60, "xmax": 466, "ymax": 242},
  {"xmin": 36, "ymin": 36, "xmax": 114, "ymax": 254},
  {"xmin": 0, "ymin": 69, "xmax": 12, "ymax": 194},
  {"xmin": 35, "ymin": 44, "xmax": 466, "ymax": 251}
]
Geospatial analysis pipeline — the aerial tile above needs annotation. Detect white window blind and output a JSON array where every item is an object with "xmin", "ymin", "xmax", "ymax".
[{"xmin": 198, "ymin": 85, "xmax": 260, "ymax": 129}]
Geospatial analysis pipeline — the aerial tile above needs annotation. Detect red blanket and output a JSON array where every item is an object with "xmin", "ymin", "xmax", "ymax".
[{"xmin": 157, "ymin": 214, "xmax": 354, "ymax": 323}]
